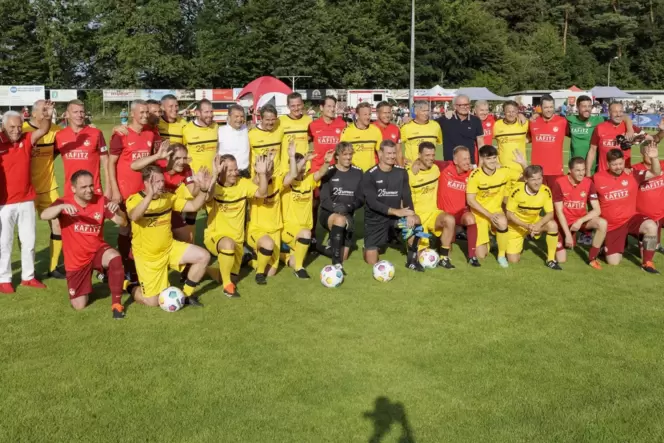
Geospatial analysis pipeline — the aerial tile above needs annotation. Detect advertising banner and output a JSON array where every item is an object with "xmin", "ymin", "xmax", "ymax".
[
  {"xmin": 103, "ymin": 89, "xmax": 140, "ymax": 101},
  {"xmin": 49, "ymin": 89, "xmax": 78, "ymax": 102},
  {"xmin": 195, "ymin": 89, "xmax": 234, "ymax": 101},
  {"xmin": 0, "ymin": 85, "xmax": 46, "ymax": 106}
]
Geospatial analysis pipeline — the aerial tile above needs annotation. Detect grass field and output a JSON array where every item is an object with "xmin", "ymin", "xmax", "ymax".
[{"xmin": 3, "ymin": 119, "xmax": 664, "ymax": 442}]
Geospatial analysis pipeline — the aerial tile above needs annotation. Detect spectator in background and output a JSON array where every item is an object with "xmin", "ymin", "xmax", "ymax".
[
  {"xmin": 22, "ymin": 107, "xmax": 30, "ymax": 119},
  {"xmin": 119, "ymin": 107, "xmax": 128, "ymax": 125},
  {"xmin": 217, "ymin": 104, "xmax": 250, "ymax": 178},
  {"xmin": 436, "ymin": 94, "xmax": 484, "ymax": 163},
  {"xmin": 560, "ymin": 101, "xmax": 568, "ymax": 117}
]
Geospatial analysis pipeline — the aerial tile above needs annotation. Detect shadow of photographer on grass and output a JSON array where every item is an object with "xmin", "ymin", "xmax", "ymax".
[{"xmin": 364, "ymin": 396, "xmax": 415, "ymax": 443}]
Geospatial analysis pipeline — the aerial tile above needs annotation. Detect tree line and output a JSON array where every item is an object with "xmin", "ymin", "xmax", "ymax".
[{"xmin": 2, "ymin": 0, "xmax": 663, "ymax": 94}]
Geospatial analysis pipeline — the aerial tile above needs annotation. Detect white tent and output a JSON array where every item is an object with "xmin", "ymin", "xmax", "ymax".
[
  {"xmin": 590, "ymin": 86, "xmax": 634, "ymax": 99},
  {"xmin": 454, "ymin": 87, "xmax": 507, "ymax": 101}
]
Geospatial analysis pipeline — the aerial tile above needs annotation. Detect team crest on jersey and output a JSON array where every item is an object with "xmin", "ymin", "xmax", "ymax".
[
  {"xmin": 18, "ymin": 142, "xmax": 24, "ymax": 149},
  {"xmin": 391, "ymin": 134, "xmax": 396, "ymax": 139},
  {"xmin": 84, "ymin": 139, "xmax": 91, "ymax": 147},
  {"xmin": 69, "ymin": 288, "xmax": 76, "ymax": 296},
  {"xmin": 93, "ymin": 212, "xmax": 101, "ymax": 220},
  {"xmin": 586, "ymin": 121, "xmax": 592, "ymax": 127},
  {"xmin": 553, "ymin": 126, "xmax": 559, "ymax": 132},
  {"xmin": 621, "ymin": 180, "xmax": 629, "ymax": 186},
  {"xmin": 580, "ymin": 191, "xmax": 586, "ymax": 198},
  {"xmin": 485, "ymin": 122, "xmax": 491, "ymax": 127},
  {"xmin": 147, "ymin": 140, "xmax": 152, "ymax": 148},
  {"xmin": 336, "ymin": 129, "xmax": 341, "ymax": 134}
]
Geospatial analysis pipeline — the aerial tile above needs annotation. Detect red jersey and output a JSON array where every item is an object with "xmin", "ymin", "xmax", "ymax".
[
  {"xmin": 55, "ymin": 194, "xmax": 115, "ymax": 271},
  {"xmin": 480, "ymin": 114, "xmax": 496, "ymax": 146},
  {"xmin": 156, "ymin": 159, "xmax": 194, "ymax": 192},
  {"xmin": 434, "ymin": 160, "xmax": 470, "ymax": 215},
  {"xmin": 0, "ymin": 132, "xmax": 35, "ymax": 205},
  {"xmin": 373, "ymin": 122, "xmax": 401, "ymax": 143},
  {"xmin": 55, "ymin": 126, "xmax": 108, "ymax": 197},
  {"xmin": 110, "ymin": 127, "xmax": 157, "ymax": 199},
  {"xmin": 529, "ymin": 115, "xmax": 567, "ymax": 176},
  {"xmin": 308, "ymin": 117, "xmax": 346, "ymax": 172},
  {"xmin": 590, "ymin": 121, "xmax": 640, "ymax": 173},
  {"xmin": 632, "ymin": 161, "xmax": 664, "ymax": 221},
  {"xmin": 551, "ymin": 175, "xmax": 598, "ymax": 225},
  {"xmin": 593, "ymin": 169, "xmax": 647, "ymax": 231}
]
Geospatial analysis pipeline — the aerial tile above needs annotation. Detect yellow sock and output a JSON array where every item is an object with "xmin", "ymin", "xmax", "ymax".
[
  {"xmin": 546, "ymin": 232, "xmax": 558, "ymax": 261},
  {"xmin": 496, "ymin": 230, "xmax": 509, "ymax": 258},
  {"xmin": 49, "ymin": 237, "xmax": 62, "ymax": 272},
  {"xmin": 182, "ymin": 281, "xmax": 197, "ymax": 297},
  {"xmin": 256, "ymin": 248, "xmax": 272, "ymax": 274},
  {"xmin": 219, "ymin": 249, "xmax": 235, "ymax": 286},
  {"xmin": 294, "ymin": 239, "xmax": 309, "ymax": 270}
]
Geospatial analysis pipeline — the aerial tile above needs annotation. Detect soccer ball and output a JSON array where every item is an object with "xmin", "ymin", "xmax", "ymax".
[
  {"xmin": 159, "ymin": 286, "xmax": 185, "ymax": 312},
  {"xmin": 320, "ymin": 265, "xmax": 344, "ymax": 288},
  {"xmin": 418, "ymin": 249, "xmax": 440, "ymax": 269},
  {"xmin": 373, "ymin": 260, "xmax": 395, "ymax": 282}
]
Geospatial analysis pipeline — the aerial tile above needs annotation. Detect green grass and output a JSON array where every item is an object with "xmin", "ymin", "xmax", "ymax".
[{"xmin": 2, "ymin": 119, "xmax": 664, "ymax": 442}]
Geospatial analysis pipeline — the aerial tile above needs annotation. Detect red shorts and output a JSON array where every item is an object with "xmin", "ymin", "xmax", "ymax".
[
  {"xmin": 452, "ymin": 209, "xmax": 471, "ymax": 226},
  {"xmin": 556, "ymin": 220, "xmax": 590, "ymax": 251},
  {"xmin": 171, "ymin": 211, "xmax": 187, "ymax": 230},
  {"xmin": 604, "ymin": 215, "xmax": 649, "ymax": 256},
  {"xmin": 66, "ymin": 243, "xmax": 112, "ymax": 300},
  {"xmin": 543, "ymin": 174, "xmax": 564, "ymax": 189}
]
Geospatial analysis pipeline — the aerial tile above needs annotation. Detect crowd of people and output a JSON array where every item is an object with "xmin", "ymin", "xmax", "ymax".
[{"xmin": 1, "ymin": 92, "xmax": 663, "ymax": 320}]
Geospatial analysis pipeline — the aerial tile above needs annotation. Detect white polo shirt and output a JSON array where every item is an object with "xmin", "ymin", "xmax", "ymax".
[{"xmin": 217, "ymin": 124, "xmax": 250, "ymax": 170}]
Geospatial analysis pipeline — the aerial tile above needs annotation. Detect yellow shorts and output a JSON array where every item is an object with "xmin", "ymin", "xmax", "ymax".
[
  {"xmin": 474, "ymin": 212, "xmax": 496, "ymax": 247},
  {"xmin": 204, "ymin": 231, "xmax": 243, "ymax": 275},
  {"xmin": 281, "ymin": 223, "xmax": 311, "ymax": 250},
  {"xmin": 34, "ymin": 189, "xmax": 60, "ymax": 215},
  {"xmin": 247, "ymin": 227, "xmax": 280, "ymax": 270},
  {"xmin": 414, "ymin": 210, "xmax": 443, "ymax": 250},
  {"xmin": 135, "ymin": 240, "xmax": 190, "ymax": 298},
  {"xmin": 506, "ymin": 225, "xmax": 540, "ymax": 255}
]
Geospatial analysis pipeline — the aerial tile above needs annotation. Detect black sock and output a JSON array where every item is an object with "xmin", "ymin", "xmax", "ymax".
[
  {"xmin": 407, "ymin": 233, "xmax": 421, "ymax": 264},
  {"xmin": 439, "ymin": 247, "xmax": 450, "ymax": 258},
  {"xmin": 330, "ymin": 225, "xmax": 344, "ymax": 266}
]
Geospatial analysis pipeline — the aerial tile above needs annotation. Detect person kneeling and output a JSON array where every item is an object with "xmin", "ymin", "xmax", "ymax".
[
  {"xmin": 126, "ymin": 165, "xmax": 213, "ymax": 307},
  {"xmin": 41, "ymin": 170, "xmax": 128, "ymax": 319},
  {"xmin": 505, "ymin": 165, "xmax": 562, "ymax": 270}
]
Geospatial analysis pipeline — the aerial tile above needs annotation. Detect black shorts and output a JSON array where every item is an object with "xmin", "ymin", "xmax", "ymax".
[
  {"xmin": 319, "ymin": 209, "xmax": 355, "ymax": 247},
  {"xmin": 364, "ymin": 216, "xmax": 400, "ymax": 250}
]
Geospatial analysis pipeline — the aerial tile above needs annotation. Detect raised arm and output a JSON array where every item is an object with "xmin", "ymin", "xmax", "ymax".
[
  {"xmin": 131, "ymin": 140, "xmax": 172, "ymax": 171},
  {"xmin": 181, "ymin": 168, "xmax": 215, "ymax": 213},
  {"xmin": 105, "ymin": 200, "xmax": 127, "ymax": 227},
  {"xmin": 312, "ymin": 150, "xmax": 334, "ymax": 182},
  {"xmin": 30, "ymin": 101, "xmax": 54, "ymax": 143}
]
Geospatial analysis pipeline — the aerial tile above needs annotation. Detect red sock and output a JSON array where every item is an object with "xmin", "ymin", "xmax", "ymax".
[
  {"xmin": 589, "ymin": 246, "xmax": 600, "ymax": 261},
  {"xmin": 466, "ymin": 224, "xmax": 478, "ymax": 258},
  {"xmin": 117, "ymin": 233, "xmax": 136, "ymax": 279},
  {"xmin": 643, "ymin": 249, "xmax": 655, "ymax": 264},
  {"xmin": 106, "ymin": 256, "xmax": 125, "ymax": 306}
]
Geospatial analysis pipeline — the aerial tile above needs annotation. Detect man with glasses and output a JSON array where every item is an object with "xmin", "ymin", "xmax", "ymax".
[{"xmin": 435, "ymin": 94, "xmax": 484, "ymax": 164}]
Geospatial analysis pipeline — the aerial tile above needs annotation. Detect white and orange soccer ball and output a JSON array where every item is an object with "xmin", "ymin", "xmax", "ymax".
[
  {"xmin": 159, "ymin": 286, "xmax": 185, "ymax": 312},
  {"xmin": 373, "ymin": 260, "xmax": 395, "ymax": 282},
  {"xmin": 418, "ymin": 249, "xmax": 440, "ymax": 269},
  {"xmin": 320, "ymin": 265, "xmax": 344, "ymax": 288}
]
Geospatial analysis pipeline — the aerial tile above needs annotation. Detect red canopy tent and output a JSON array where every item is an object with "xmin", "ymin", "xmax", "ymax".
[{"xmin": 236, "ymin": 76, "xmax": 292, "ymax": 105}]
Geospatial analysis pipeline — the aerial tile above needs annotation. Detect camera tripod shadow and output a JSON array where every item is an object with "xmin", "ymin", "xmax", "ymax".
[{"xmin": 363, "ymin": 396, "xmax": 416, "ymax": 443}]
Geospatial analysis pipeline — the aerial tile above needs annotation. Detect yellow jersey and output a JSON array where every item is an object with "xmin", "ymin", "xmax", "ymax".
[
  {"xmin": 340, "ymin": 123, "xmax": 382, "ymax": 171},
  {"xmin": 408, "ymin": 165, "xmax": 440, "ymax": 215},
  {"xmin": 182, "ymin": 121, "xmax": 218, "ymax": 173},
  {"xmin": 157, "ymin": 117, "xmax": 187, "ymax": 144},
  {"xmin": 22, "ymin": 121, "xmax": 60, "ymax": 194},
  {"xmin": 205, "ymin": 178, "xmax": 258, "ymax": 243},
  {"xmin": 466, "ymin": 166, "xmax": 521, "ymax": 213},
  {"xmin": 248, "ymin": 175, "xmax": 284, "ymax": 233},
  {"xmin": 506, "ymin": 183, "xmax": 553, "ymax": 225},
  {"xmin": 125, "ymin": 191, "xmax": 187, "ymax": 259},
  {"xmin": 400, "ymin": 120, "xmax": 442, "ymax": 163},
  {"xmin": 282, "ymin": 173, "xmax": 317, "ymax": 229},
  {"xmin": 279, "ymin": 114, "xmax": 312, "ymax": 172},
  {"xmin": 248, "ymin": 125, "xmax": 284, "ymax": 176},
  {"xmin": 493, "ymin": 119, "xmax": 528, "ymax": 171}
]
